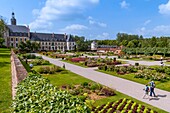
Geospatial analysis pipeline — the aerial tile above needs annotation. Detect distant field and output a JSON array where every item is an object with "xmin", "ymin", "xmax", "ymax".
[{"xmin": 0, "ymin": 48, "xmax": 11, "ymax": 112}]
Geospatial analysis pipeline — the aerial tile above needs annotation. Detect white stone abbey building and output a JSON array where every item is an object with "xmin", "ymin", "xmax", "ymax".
[{"xmin": 3, "ymin": 12, "xmax": 76, "ymax": 51}]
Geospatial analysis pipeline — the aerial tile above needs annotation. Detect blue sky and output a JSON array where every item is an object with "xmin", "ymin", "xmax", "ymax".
[{"xmin": 0, "ymin": 0, "xmax": 170, "ymax": 40}]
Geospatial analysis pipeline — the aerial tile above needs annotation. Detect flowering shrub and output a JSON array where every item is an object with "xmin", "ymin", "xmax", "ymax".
[
  {"xmin": 37, "ymin": 65, "xmax": 63, "ymax": 74},
  {"xmin": 70, "ymin": 57, "xmax": 86, "ymax": 62},
  {"xmin": 30, "ymin": 59, "xmax": 50, "ymax": 66},
  {"xmin": 134, "ymin": 69, "xmax": 170, "ymax": 82}
]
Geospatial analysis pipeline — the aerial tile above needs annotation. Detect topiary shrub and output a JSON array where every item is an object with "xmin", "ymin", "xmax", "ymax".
[
  {"xmin": 135, "ymin": 62, "xmax": 139, "ymax": 66},
  {"xmin": 81, "ymin": 82, "xmax": 89, "ymax": 88}
]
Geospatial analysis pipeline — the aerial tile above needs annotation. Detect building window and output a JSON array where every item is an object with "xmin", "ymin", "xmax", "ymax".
[
  {"xmin": 73, "ymin": 43, "xmax": 74, "ymax": 45},
  {"xmin": 16, "ymin": 38, "xmax": 18, "ymax": 41},
  {"xmin": 46, "ymin": 42, "xmax": 47, "ymax": 45},
  {"xmin": 11, "ymin": 38, "xmax": 13, "ymax": 41},
  {"xmin": 11, "ymin": 43, "xmax": 13, "ymax": 47},
  {"xmin": 20, "ymin": 38, "xmax": 22, "ymax": 41},
  {"xmin": 25, "ymin": 38, "xmax": 27, "ymax": 41},
  {"xmin": 42, "ymin": 42, "xmax": 44, "ymax": 45},
  {"xmin": 16, "ymin": 43, "xmax": 18, "ymax": 47}
]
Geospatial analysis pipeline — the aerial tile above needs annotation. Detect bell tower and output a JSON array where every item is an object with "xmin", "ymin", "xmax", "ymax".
[{"xmin": 11, "ymin": 12, "xmax": 16, "ymax": 25}]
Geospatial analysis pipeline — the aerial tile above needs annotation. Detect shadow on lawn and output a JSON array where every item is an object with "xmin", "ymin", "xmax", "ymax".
[
  {"xmin": 0, "ymin": 61, "xmax": 10, "ymax": 67},
  {"xmin": 0, "ymin": 54, "xmax": 10, "ymax": 58}
]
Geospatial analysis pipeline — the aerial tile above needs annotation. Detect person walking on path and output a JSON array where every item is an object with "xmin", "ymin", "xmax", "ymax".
[
  {"xmin": 149, "ymin": 81, "xmax": 156, "ymax": 97},
  {"xmin": 143, "ymin": 84, "xmax": 150, "ymax": 99},
  {"xmin": 63, "ymin": 63, "xmax": 65, "ymax": 69}
]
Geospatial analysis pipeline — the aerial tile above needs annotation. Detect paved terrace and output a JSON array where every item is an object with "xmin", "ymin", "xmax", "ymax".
[{"xmin": 35, "ymin": 54, "xmax": 170, "ymax": 112}]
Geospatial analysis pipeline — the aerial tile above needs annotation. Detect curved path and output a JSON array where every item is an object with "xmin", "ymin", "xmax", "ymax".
[{"xmin": 35, "ymin": 54, "xmax": 170, "ymax": 112}]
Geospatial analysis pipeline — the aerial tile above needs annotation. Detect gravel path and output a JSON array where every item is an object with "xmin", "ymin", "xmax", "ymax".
[{"xmin": 35, "ymin": 54, "xmax": 170, "ymax": 112}]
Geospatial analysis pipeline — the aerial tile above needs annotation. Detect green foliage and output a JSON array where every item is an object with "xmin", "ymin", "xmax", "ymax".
[
  {"xmin": 30, "ymin": 59, "xmax": 50, "ymax": 66},
  {"xmin": 92, "ymin": 98, "xmax": 158, "ymax": 113},
  {"xmin": 37, "ymin": 65, "xmax": 63, "ymax": 74},
  {"xmin": 11, "ymin": 74, "xmax": 91, "ymax": 113},
  {"xmin": 18, "ymin": 40, "xmax": 40, "ymax": 53},
  {"xmin": 21, "ymin": 53, "xmax": 36, "ymax": 59},
  {"xmin": 72, "ymin": 35, "xmax": 91, "ymax": 51},
  {"xmin": 0, "ymin": 37, "xmax": 5, "ymax": 47},
  {"xmin": 0, "ymin": 48, "xmax": 11, "ymax": 112},
  {"xmin": 0, "ymin": 19, "xmax": 6, "ymax": 37}
]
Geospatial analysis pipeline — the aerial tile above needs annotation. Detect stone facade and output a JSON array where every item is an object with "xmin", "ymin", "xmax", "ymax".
[{"xmin": 4, "ymin": 12, "xmax": 76, "ymax": 51}]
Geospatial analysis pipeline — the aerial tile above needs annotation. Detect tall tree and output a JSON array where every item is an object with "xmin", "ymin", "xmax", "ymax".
[{"xmin": 0, "ymin": 38, "xmax": 5, "ymax": 47}]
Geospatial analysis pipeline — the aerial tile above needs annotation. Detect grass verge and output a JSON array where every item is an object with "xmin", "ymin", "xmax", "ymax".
[{"xmin": 0, "ymin": 48, "xmax": 12, "ymax": 112}]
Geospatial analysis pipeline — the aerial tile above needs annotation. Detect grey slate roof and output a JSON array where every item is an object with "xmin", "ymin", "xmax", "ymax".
[
  {"xmin": 7, "ymin": 25, "xmax": 29, "ymax": 33},
  {"xmin": 98, "ymin": 45, "xmax": 117, "ymax": 48},
  {"xmin": 30, "ymin": 32, "xmax": 66, "ymax": 42},
  {"xmin": 66, "ymin": 35, "xmax": 75, "ymax": 42}
]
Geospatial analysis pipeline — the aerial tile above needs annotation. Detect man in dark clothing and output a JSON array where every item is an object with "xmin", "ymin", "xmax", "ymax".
[{"xmin": 149, "ymin": 81, "xmax": 156, "ymax": 97}]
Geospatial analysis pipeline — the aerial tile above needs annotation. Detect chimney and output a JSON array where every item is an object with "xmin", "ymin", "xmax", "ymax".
[
  {"xmin": 27, "ymin": 25, "xmax": 30, "ymax": 38},
  {"xmin": 64, "ymin": 33, "xmax": 67, "ymax": 39},
  {"xmin": 52, "ymin": 33, "xmax": 54, "ymax": 38}
]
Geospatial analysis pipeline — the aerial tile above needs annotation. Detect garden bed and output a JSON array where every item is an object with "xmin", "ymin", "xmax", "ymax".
[{"xmin": 97, "ymin": 65, "xmax": 170, "ymax": 91}]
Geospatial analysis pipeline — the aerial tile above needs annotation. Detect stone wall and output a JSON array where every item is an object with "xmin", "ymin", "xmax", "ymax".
[{"xmin": 11, "ymin": 50, "xmax": 28, "ymax": 99}]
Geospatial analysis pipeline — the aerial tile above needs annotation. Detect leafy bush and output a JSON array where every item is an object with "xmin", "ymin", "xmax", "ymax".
[
  {"xmin": 90, "ymin": 83, "xmax": 102, "ymax": 91},
  {"xmin": 23, "ymin": 54, "xmax": 36, "ymax": 59},
  {"xmin": 35, "ymin": 56, "xmax": 42, "ymax": 59},
  {"xmin": 98, "ymin": 87, "xmax": 116, "ymax": 96},
  {"xmin": 70, "ymin": 57, "xmax": 86, "ymax": 62},
  {"xmin": 11, "ymin": 74, "xmax": 90, "ymax": 113},
  {"xmin": 37, "ymin": 65, "xmax": 63, "ymax": 74},
  {"xmin": 81, "ymin": 82, "xmax": 89, "ymax": 88},
  {"xmin": 30, "ymin": 59, "xmax": 50, "ymax": 66},
  {"xmin": 165, "ymin": 68, "xmax": 170, "ymax": 75},
  {"xmin": 135, "ymin": 62, "xmax": 139, "ymax": 66}
]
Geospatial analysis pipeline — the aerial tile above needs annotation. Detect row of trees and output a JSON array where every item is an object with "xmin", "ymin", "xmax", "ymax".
[
  {"xmin": 122, "ymin": 47, "xmax": 170, "ymax": 56},
  {"xmin": 0, "ymin": 19, "xmax": 5, "ymax": 47},
  {"xmin": 72, "ymin": 33, "xmax": 170, "ymax": 52},
  {"xmin": 18, "ymin": 40, "xmax": 40, "ymax": 53}
]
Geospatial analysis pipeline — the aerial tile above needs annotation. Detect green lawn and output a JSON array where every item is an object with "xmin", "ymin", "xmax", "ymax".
[
  {"xmin": 165, "ymin": 62, "xmax": 170, "ymax": 65},
  {"xmin": 0, "ymin": 48, "xmax": 12, "ymax": 112},
  {"xmin": 97, "ymin": 70, "xmax": 170, "ymax": 92},
  {"xmin": 33, "ymin": 65, "xmax": 92, "ymax": 86}
]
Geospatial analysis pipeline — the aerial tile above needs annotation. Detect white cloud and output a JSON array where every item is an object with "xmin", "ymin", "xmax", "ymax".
[
  {"xmin": 136, "ymin": 25, "xmax": 170, "ymax": 37},
  {"xmin": 32, "ymin": 9, "xmax": 40, "ymax": 16},
  {"xmin": 153, "ymin": 25, "xmax": 170, "ymax": 33},
  {"xmin": 88, "ymin": 16, "xmax": 107, "ymax": 27},
  {"xmin": 120, "ymin": 0, "xmax": 129, "ymax": 9},
  {"xmin": 97, "ymin": 32, "xmax": 110, "ymax": 39},
  {"xmin": 30, "ymin": 0, "xmax": 99, "ymax": 30},
  {"xmin": 144, "ymin": 20, "xmax": 151, "ymax": 26},
  {"xmin": 159, "ymin": 0, "xmax": 170, "ymax": 15},
  {"xmin": 61, "ymin": 24, "xmax": 88, "ymax": 31}
]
